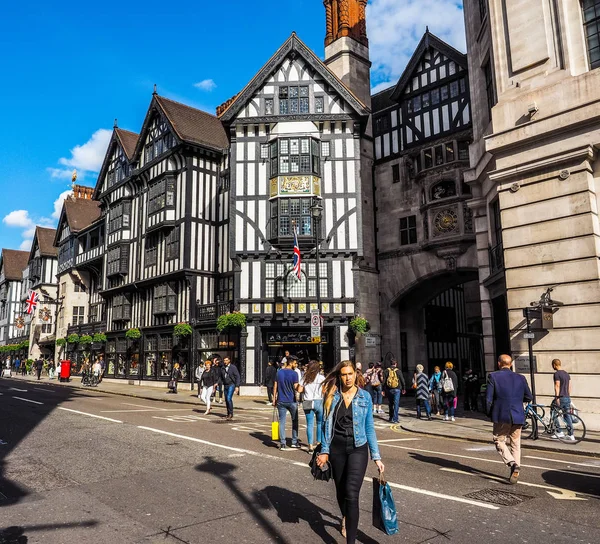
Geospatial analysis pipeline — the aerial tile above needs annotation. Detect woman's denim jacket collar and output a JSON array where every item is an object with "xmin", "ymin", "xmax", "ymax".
[{"xmin": 321, "ymin": 388, "xmax": 381, "ymax": 461}]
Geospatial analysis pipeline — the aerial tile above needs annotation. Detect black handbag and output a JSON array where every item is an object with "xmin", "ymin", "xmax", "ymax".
[{"xmin": 308, "ymin": 443, "xmax": 332, "ymax": 482}]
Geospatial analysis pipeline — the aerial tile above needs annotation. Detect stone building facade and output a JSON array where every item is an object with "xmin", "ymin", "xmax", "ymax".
[{"xmin": 463, "ymin": 0, "xmax": 600, "ymax": 428}]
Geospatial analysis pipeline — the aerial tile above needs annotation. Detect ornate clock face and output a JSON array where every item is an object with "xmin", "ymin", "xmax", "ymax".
[{"xmin": 434, "ymin": 209, "xmax": 458, "ymax": 234}]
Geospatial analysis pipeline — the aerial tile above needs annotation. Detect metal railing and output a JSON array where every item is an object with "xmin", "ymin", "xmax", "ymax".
[{"xmin": 195, "ymin": 301, "xmax": 233, "ymax": 324}]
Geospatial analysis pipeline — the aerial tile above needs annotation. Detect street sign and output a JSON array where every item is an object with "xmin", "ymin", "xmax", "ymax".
[
  {"xmin": 523, "ymin": 332, "xmax": 535, "ymax": 339},
  {"xmin": 311, "ymin": 314, "xmax": 321, "ymax": 327},
  {"xmin": 311, "ymin": 325, "xmax": 321, "ymax": 340},
  {"xmin": 311, "ymin": 336, "xmax": 321, "ymax": 344},
  {"xmin": 365, "ymin": 336, "xmax": 377, "ymax": 347},
  {"xmin": 514, "ymin": 356, "xmax": 537, "ymax": 373},
  {"xmin": 541, "ymin": 307, "xmax": 554, "ymax": 329}
]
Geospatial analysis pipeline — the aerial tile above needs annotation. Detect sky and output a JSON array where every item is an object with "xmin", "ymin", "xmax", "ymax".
[{"xmin": 0, "ymin": 0, "xmax": 465, "ymax": 253}]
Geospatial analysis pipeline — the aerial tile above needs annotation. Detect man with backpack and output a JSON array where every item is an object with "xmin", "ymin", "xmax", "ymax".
[{"xmin": 384, "ymin": 360, "xmax": 406, "ymax": 423}]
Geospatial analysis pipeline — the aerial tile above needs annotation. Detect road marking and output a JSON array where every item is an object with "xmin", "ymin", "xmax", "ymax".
[
  {"xmin": 100, "ymin": 408, "xmax": 193, "ymax": 413},
  {"xmin": 13, "ymin": 396, "xmax": 43, "ymax": 405},
  {"xmin": 379, "ymin": 438, "xmax": 421, "ymax": 443},
  {"xmin": 33, "ymin": 387, "xmax": 55, "ymax": 393},
  {"xmin": 9, "ymin": 387, "xmax": 28, "ymax": 392},
  {"xmin": 151, "ymin": 415, "xmax": 210, "ymax": 422},
  {"xmin": 380, "ymin": 443, "xmax": 600, "ymax": 478},
  {"xmin": 440, "ymin": 468, "xmax": 590, "ymax": 501},
  {"xmin": 465, "ymin": 446, "xmax": 497, "ymax": 452},
  {"xmin": 364, "ymin": 477, "xmax": 499, "ymax": 510},
  {"xmin": 524, "ymin": 455, "xmax": 600, "ymax": 468},
  {"xmin": 58, "ymin": 407, "xmax": 123, "ymax": 423},
  {"xmin": 138, "ymin": 426, "xmax": 500, "ymax": 510}
]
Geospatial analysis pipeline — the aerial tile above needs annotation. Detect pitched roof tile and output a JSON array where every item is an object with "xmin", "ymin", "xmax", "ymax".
[
  {"xmin": 115, "ymin": 128, "xmax": 139, "ymax": 159},
  {"xmin": 36, "ymin": 227, "xmax": 58, "ymax": 257},
  {"xmin": 1, "ymin": 249, "xmax": 29, "ymax": 280},
  {"xmin": 64, "ymin": 198, "xmax": 102, "ymax": 233}
]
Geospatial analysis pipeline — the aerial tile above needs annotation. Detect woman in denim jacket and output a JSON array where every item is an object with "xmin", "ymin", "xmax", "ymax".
[{"xmin": 317, "ymin": 360, "xmax": 385, "ymax": 543}]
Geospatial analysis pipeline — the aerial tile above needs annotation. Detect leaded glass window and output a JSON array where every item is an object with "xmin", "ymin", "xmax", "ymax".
[
  {"xmin": 279, "ymin": 86, "xmax": 309, "ymax": 114},
  {"xmin": 583, "ymin": 0, "xmax": 600, "ymax": 69},
  {"xmin": 315, "ymin": 96, "xmax": 324, "ymax": 113}
]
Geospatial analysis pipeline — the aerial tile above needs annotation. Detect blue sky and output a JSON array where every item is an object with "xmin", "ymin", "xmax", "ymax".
[{"xmin": 0, "ymin": 0, "xmax": 465, "ymax": 252}]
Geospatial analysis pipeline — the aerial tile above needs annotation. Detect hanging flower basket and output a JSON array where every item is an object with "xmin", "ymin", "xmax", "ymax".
[
  {"xmin": 56, "ymin": 338, "xmax": 66, "ymax": 347},
  {"xmin": 349, "ymin": 316, "xmax": 370, "ymax": 335},
  {"xmin": 173, "ymin": 323, "xmax": 193, "ymax": 337},
  {"xmin": 92, "ymin": 332, "xmax": 107, "ymax": 343},
  {"xmin": 125, "ymin": 328, "xmax": 141, "ymax": 340},
  {"xmin": 216, "ymin": 311, "xmax": 246, "ymax": 333},
  {"xmin": 67, "ymin": 334, "xmax": 80, "ymax": 344},
  {"xmin": 79, "ymin": 335, "xmax": 93, "ymax": 345}
]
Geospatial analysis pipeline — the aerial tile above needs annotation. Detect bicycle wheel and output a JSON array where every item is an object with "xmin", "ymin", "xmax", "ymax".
[
  {"xmin": 522, "ymin": 412, "xmax": 537, "ymax": 440},
  {"xmin": 555, "ymin": 413, "xmax": 586, "ymax": 444}
]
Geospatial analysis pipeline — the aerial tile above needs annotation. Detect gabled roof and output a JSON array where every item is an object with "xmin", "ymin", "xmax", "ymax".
[
  {"xmin": 218, "ymin": 32, "xmax": 370, "ymax": 123},
  {"xmin": 93, "ymin": 126, "xmax": 138, "ymax": 199},
  {"xmin": 371, "ymin": 86, "xmax": 396, "ymax": 114},
  {"xmin": 390, "ymin": 30, "xmax": 468, "ymax": 102},
  {"xmin": 31, "ymin": 227, "xmax": 58, "ymax": 259},
  {"xmin": 54, "ymin": 197, "xmax": 102, "ymax": 245},
  {"xmin": 1, "ymin": 249, "xmax": 29, "ymax": 281},
  {"xmin": 115, "ymin": 128, "xmax": 138, "ymax": 159}
]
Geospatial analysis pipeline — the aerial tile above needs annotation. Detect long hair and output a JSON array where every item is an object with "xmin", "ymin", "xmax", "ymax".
[
  {"xmin": 303, "ymin": 360, "xmax": 321, "ymax": 385},
  {"xmin": 322, "ymin": 360, "xmax": 365, "ymax": 416}
]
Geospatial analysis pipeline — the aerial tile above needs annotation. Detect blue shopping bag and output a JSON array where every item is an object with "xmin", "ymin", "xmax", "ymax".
[{"xmin": 372, "ymin": 476, "xmax": 399, "ymax": 535}]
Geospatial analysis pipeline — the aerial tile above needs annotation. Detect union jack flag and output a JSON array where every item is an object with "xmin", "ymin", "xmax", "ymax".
[
  {"xmin": 292, "ymin": 226, "xmax": 302, "ymax": 280},
  {"xmin": 25, "ymin": 290, "xmax": 39, "ymax": 315}
]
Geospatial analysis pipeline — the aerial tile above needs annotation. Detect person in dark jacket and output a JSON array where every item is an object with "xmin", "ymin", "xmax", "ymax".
[
  {"xmin": 383, "ymin": 360, "xmax": 406, "ymax": 424},
  {"xmin": 199, "ymin": 360, "xmax": 220, "ymax": 414},
  {"xmin": 221, "ymin": 357, "xmax": 241, "ymax": 420},
  {"xmin": 442, "ymin": 362, "xmax": 459, "ymax": 421},
  {"xmin": 486, "ymin": 354, "xmax": 533, "ymax": 484},
  {"xmin": 169, "ymin": 363, "xmax": 182, "ymax": 394},
  {"xmin": 263, "ymin": 360, "xmax": 277, "ymax": 405},
  {"xmin": 34, "ymin": 358, "xmax": 44, "ymax": 380}
]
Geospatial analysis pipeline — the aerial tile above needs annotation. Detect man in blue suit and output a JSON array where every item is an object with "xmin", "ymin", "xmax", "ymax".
[{"xmin": 486, "ymin": 354, "xmax": 533, "ymax": 484}]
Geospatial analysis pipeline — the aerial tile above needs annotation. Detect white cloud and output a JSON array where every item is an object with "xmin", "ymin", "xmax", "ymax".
[
  {"xmin": 3, "ymin": 210, "xmax": 34, "ymax": 229},
  {"xmin": 193, "ymin": 79, "xmax": 217, "ymax": 92},
  {"xmin": 52, "ymin": 190, "xmax": 74, "ymax": 220},
  {"xmin": 48, "ymin": 128, "xmax": 111, "ymax": 180},
  {"xmin": 19, "ymin": 239, "xmax": 32, "ymax": 251},
  {"xmin": 367, "ymin": 0, "xmax": 466, "ymax": 89},
  {"xmin": 371, "ymin": 81, "xmax": 396, "ymax": 95}
]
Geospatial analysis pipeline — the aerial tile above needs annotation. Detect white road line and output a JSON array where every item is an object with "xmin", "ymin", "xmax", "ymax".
[
  {"xmin": 364, "ymin": 477, "xmax": 499, "ymax": 510},
  {"xmin": 524, "ymin": 455, "xmax": 600, "ymax": 468},
  {"xmin": 379, "ymin": 438, "xmax": 421, "ymax": 443},
  {"xmin": 100, "ymin": 409, "xmax": 193, "ymax": 413},
  {"xmin": 33, "ymin": 387, "xmax": 55, "ymax": 393},
  {"xmin": 9, "ymin": 387, "xmax": 28, "ymax": 392},
  {"xmin": 13, "ymin": 396, "xmax": 43, "ymax": 405},
  {"xmin": 379, "ymin": 443, "xmax": 600, "ymax": 478},
  {"xmin": 440, "ymin": 468, "xmax": 590, "ymax": 501},
  {"xmin": 58, "ymin": 407, "xmax": 123, "ymax": 423},
  {"xmin": 138, "ymin": 426, "xmax": 499, "ymax": 510}
]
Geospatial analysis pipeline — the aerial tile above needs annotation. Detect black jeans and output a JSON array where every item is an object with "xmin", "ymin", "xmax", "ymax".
[
  {"xmin": 329, "ymin": 435, "xmax": 369, "ymax": 544},
  {"xmin": 267, "ymin": 385, "xmax": 274, "ymax": 403}
]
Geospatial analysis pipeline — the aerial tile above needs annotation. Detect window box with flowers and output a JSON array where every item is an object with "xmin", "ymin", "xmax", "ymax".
[{"xmin": 173, "ymin": 323, "xmax": 193, "ymax": 347}]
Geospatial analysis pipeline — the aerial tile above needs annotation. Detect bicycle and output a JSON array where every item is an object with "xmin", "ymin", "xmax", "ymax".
[
  {"xmin": 81, "ymin": 371, "xmax": 99, "ymax": 387},
  {"xmin": 523, "ymin": 401, "xmax": 586, "ymax": 444}
]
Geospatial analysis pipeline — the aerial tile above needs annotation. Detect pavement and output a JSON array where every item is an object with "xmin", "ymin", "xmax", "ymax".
[
  {"xmin": 2, "ymin": 376, "xmax": 600, "ymax": 543},
  {"xmin": 4, "ymin": 372, "xmax": 600, "ymax": 458}
]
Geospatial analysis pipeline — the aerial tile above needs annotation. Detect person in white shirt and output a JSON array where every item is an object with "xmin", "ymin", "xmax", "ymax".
[
  {"xmin": 298, "ymin": 360, "xmax": 326, "ymax": 452},
  {"xmin": 92, "ymin": 360, "xmax": 102, "ymax": 378}
]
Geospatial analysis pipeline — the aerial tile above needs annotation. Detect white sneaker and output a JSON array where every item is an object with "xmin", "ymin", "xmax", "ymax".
[
  {"xmin": 551, "ymin": 432, "xmax": 565, "ymax": 439},
  {"xmin": 567, "ymin": 435, "xmax": 576, "ymax": 441},
  {"xmin": 444, "ymin": 415, "xmax": 449, "ymax": 421},
  {"xmin": 266, "ymin": 401, "xmax": 272, "ymax": 405},
  {"xmin": 451, "ymin": 417, "xmax": 455, "ymax": 422}
]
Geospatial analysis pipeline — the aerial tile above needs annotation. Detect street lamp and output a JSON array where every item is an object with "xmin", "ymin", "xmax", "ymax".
[{"xmin": 311, "ymin": 200, "xmax": 323, "ymax": 361}]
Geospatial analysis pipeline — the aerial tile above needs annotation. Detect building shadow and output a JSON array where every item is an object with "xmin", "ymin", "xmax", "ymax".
[
  {"xmin": 249, "ymin": 431, "xmax": 279, "ymax": 449},
  {"xmin": 541, "ymin": 470, "xmax": 600, "ymax": 498}
]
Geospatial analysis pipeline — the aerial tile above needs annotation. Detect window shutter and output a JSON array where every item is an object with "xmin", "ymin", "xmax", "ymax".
[
  {"xmin": 123, "ymin": 297, "xmax": 131, "ymax": 319},
  {"xmin": 167, "ymin": 284, "xmax": 177, "ymax": 312},
  {"xmin": 123, "ymin": 201, "xmax": 131, "ymax": 228},
  {"xmin": 120, "ymin": 245, "xmax": 129, "ymax": 273}
]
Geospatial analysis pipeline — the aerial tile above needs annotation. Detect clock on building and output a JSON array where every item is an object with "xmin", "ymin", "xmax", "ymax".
[{"xmin": 433, "ymin": 209, "xmax": 458, "ymax": 235}]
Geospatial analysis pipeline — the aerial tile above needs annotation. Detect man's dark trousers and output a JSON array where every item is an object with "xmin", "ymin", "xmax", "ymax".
[{"xmin": 387, "ymin": 388, "xmax": 401, "ymax": 423}]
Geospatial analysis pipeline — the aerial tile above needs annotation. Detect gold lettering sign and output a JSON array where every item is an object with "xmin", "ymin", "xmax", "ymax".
[
  {"xmin": 312, "ymin": 176, "xmax": 321, "ymax": 196},
  {"xmin": 298, "ymin": 303, "xmax": 307, "ymax": 313},
  {"xmin": 280, "ymin": 176, "xmax": 311, "ymax": 195},
  {"xmin": 276, "ymin": 303, "xmax": 284, "ymax": 314},
  {"xmin": 287, "ymin": 303, "xmax": 295, "ymax": 314},
  {"xmin": 270, "ymin": 178, "xmax": 279, "ymax": 198}
]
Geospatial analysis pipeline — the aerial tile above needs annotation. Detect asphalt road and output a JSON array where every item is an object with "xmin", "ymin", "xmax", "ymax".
[{"xmin": 1, "ymin": 378, "xmax": 599, "ymax": 544}]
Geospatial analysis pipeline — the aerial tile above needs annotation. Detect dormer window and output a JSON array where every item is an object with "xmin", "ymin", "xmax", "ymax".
[
  {"xmin": 279, "ymin": 86, "xmax": 309, "ymax": 114},
  {"xmin": 270, "ymin": 137, "xmax": 321, "ymax": 177}
]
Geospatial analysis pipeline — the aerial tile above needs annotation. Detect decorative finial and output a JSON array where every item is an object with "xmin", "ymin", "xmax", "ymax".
[
  {"xmin": 426, "ymin": 25, "xmax": 429, "ymax": 33},
  {"xmin": 114, "ymin": 118, "xmax": 118, "ymax": 128},
  {"xmin": 153, "ymin": 83, "xmax": 157, "ymax": 95},
  {"xmin": 71, "ymin": 170, "xmax": 77, "ymax": 192}
]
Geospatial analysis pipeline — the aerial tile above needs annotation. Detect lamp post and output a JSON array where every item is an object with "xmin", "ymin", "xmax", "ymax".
[{"xmin": 311, "ymin": 200, "xmax": 323, "ymax": 362}]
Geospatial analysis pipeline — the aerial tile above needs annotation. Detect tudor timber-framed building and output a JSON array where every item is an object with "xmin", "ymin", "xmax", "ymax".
[{"xmin": 0, "ymin": 249, "xmax": 29, "ymax": 349}]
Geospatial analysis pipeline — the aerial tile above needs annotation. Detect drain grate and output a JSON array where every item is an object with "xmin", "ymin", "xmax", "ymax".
[{"xmin": 464, "ymin": 488, "xmax": 534, "ymax": 507}]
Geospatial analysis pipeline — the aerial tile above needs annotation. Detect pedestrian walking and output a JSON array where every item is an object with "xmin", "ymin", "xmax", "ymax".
[
  {"xmin": 212, "ymin": 357, "xmax": 223, "ymax": 404},
  {"xmin": 34, "ymin": 358, "xmax": 44, "ymax": 380},
  {"xmin": 298, "ymin": 360, "xmax": 325, "ymax": 452},
  {"xmin": 317, "ymin": 360, "xmax": 385, "ymax": 543},
  {"xmin": 551, "ymin": 359, "xmax": 575, "ymax": 441},
  {"xmin": 414, "ymin": 365, "xmax": 432, "ymax": 420},
  {"xmin": 98, "ymin": 355, "xmax": 106, "ymax": 383},
  {"xmin": 441, "ymin": 362, "xmax": 458, "ymax": 421},
  {"xmin": 195, "ymin": 362, "xmax": 205, "ymax": 398},
  {"xmin": 485, "ymin": 354, "xmax": 533, "ymax": 484},
  {"xmin": 263, "ymin": 360, "xmax": 277, "ymax": 405},
  {"xmin": 429, "ymin": 366, "xmax": 443, "ymax": 415},
  {"xmin": 199, "ymin": 360, "xmax": 219, "ymax": 414},
  {"xmin": 14, "ymin": 358, "xmax": 20, "ymax": 375},
  {"xmin": 221, "ymin": 357, "xmax": 241, "ymax": 420},
  {"xmin": 21, "ymin": 359, "xmax": 27, "ymax": 376},
  {"xmin": 169, "ymin": 362, "xmax": 182, "ymax": 394},
  {"xmin": 383, "ymin": 360, "xmax": 405, "ymax": 423},
  {"xmin": 273, "ymin": 358, "xmax": 300, "ymax": 450}
]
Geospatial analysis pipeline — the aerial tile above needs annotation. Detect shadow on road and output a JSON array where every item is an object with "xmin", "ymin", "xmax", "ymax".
[
  {"xmin": 249, "ymin": 431, "xmax": 280, "ymax": 449},
  {"xmin": 541, "ymin": 470, "xmax": 600, "ymax": 497},
  {"xmin": 409, "ymin": 452, "xmax": 508, "ymax": 481},
  {"xmin": 0, "ymin": 520, "xmax": 98, "ymax": 543}
]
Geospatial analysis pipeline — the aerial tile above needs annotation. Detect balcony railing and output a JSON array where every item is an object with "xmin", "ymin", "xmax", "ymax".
[
  {"xmin": 66, "ymin": 321, "xmax": 107, "ymax": 337},
  {"xmin": 194, "ymin": 301, "xmax": 233, "ymax": 324},
  {"xmin": 489, "ymin": 242, "xmax": 504, "ymax": 275}
]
